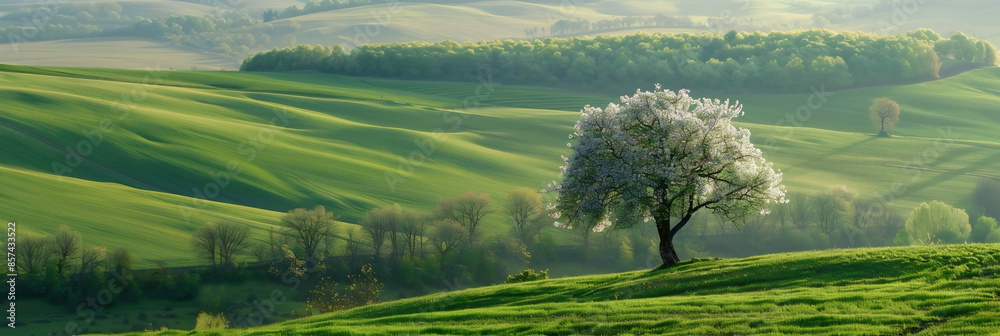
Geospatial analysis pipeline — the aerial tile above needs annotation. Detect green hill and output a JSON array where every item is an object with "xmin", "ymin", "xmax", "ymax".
[
  {"xmin": 1, "ymin": 64, "xmax": 999, "ymax": 268},
  {"xmin": 108, "ymin": 244, "xmax": 1000, "ymax": 335}
]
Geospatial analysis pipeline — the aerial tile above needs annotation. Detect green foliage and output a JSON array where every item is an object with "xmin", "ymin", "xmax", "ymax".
[
  {"xmin": 240, "ymin": 29, "xmax": 996, "ymax": 93},
  {"xmin": 504, "ymin": 268, "xmax": 549, "ymax": 284},
  {"xmin": 898, "ymin": 201, "xmax": 971, "ymax": 245},
  {"xmin": 972, "ymin": 178, "xmax": 1000, "ymax": 220},
  {"xmin": 935, "ymin": 32, "xmax": 1000, "ymax": 65},
  {"xmin": 307, "ymin": 264, "xmax": 384, "ymax": 313},
  {"xmin": 869, "ymin": 97, "xmax": 901, "ymax": 136},
  {"xmin": 987, "ymin": 230, "xmax": 1000, "ymax": 244},
  {"xmin": 970, "ymin": 216, "xmax": 999, "ymax": 243},
  {"xmin": 812, "ymin": 185, "xmax": 857, "ymax": 235},
  {"xmin": 619, "ymin": 237, "xmax": 635, "ymax": 265},
  {"xmin": 281, "ymin": 206, "xmax": 339, "ymax": 261},
  {"xmin": 195, "ymin": 312, "xmax": 229, "ymax": 330}
]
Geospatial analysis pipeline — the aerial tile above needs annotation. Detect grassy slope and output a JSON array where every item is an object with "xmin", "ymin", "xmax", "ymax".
[
  {"xmin": 1, "ymin": 65, "xmax": 998, "ymax": 268},
  {"xmin": 0, "ymin": 37, "xmax": 240, "ymax": 70},
  {"xmin": 118, "ymin": 244, "xmax": 1000, "ymax": 335}
]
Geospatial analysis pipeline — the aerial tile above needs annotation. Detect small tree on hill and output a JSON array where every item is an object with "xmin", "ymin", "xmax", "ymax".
[
  {"xmin": 435, "ymin": 191, "xmax": 494, "ymax": 239},
  {"xmin": 812, "ymin": 185, "xmax": 857, "ymax": 235},
  {"xmin": 430, "ymin": 218, "xmax": 467, "ymax": 257},
  {"xmin": 215, "ymin": 221, "xmax": 252, "ymax": 267},
  {"xmin": 869, "ymin": 97, "xmax": 900, "ymax": 137},
  {"xmin": 107, "ymin": 248, "xmax": 133, "ymax": 276},
  {"xmin": 192, "ymin": 223, "xmax": 220, "ymax": 267},
  {"xmin": 51, "ymin": 225, "xmax": 82, "ymax": 276},
  {"xmin": 506, "ymin": 187, "xmax": 544, "ymax": 243},
  {"xmin": 548, "ymin": 87, "xmax": 786, "ymax": 267},
  {"xmin": 281, "ymin": 206, "xmax": 339, "ymax": 261},
  {"xmin": 894, "ymin": 201, "xmax": 971, "ymax": 245},
  {"xmin": 361, "ymin": 204, "xmax": 401, "ymax": 261},
  {"xmin": 398, "ymin": 209, "xmax": 428, "ymax": 258},
  {"xmin": 78, "ymin": 245, "xmax": 106, "ymax": 277},
  {"xmin": 17, "ymin": 234, "xmax": 49, "ymax": 275}
]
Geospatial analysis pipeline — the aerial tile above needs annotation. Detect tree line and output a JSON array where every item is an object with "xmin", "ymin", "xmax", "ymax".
[
  {"xmin": 0, "ymin": 4, "xmax": 287, "ymax": 59},
  {"xmin": 18, "ymin": 178, "xmax": 998, "ymax": 310},
  {"xmin": 239, "ymin": 29, "xmax": 999, "ymax": 93},
  {"xmin": 670, "ymin": 181, "xmax": 1000, "ymax": 260}
]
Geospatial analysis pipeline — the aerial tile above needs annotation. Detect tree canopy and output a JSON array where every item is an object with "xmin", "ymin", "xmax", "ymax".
[
  {"xmin": 894, "ymin": 201, "xmax": 971, "ymax": 245},
  {"xmin": 869, "ymin": 97, "xmax": 900, "ymax": 136},
  {"xmin": 547, "ymin": 86, "xmax": 786, "ymax": 266},
  {"xmin": 240, "ymin": 29, "xmax": 998, "ymax": 93}
]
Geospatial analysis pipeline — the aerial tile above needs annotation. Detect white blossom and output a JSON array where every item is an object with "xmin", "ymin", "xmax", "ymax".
[{"xmin": 547, "ymin": 87, "xmax": 786, "ymax": 263}]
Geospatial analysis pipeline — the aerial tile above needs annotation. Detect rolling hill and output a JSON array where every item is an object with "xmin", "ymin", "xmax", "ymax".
[
  {"xmin": 106, "ymin": 244, "xmax": 1000, "ymax": 335},
  {"xmin": 1, "ymin": 64, "xmax": 998, "ymax": 268},
  {"xmin": 2, "ymin": 0, "xmax": 999, "ymax": 70}
]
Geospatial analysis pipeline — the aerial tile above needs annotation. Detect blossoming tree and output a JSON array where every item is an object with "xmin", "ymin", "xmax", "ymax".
[{"xmin": 547, "ymin": 86, "xmax": 786, "ymax": 267}]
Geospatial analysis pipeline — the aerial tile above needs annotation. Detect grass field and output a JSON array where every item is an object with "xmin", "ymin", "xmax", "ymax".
[
  {"xmin": 100, "ymin": 244, "xmax": 1000, "ymax": 335},
  {"xmin": 1, "ymin": 63, "xmax": 998, "ymax": 268},
  {"xmin": 0, "ymin": 37, "xmax": 241, "ymax": 70}
]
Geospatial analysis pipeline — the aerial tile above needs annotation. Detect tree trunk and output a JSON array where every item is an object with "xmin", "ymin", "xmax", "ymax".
[
  {"xmin": 656, "ymin": 217, "xmax": 680, "ymax": 267},
  {"xmin": 657, "ymin": 231, "xmax": 680, "ymax": 267}
]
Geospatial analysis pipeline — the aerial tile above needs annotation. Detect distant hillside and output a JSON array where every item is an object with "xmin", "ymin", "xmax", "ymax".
[
  {"xmin": 2, "ymin": 0, "xmax": 1000, "ymax": 70},
  {"xmin": 114, "ymin": 244, "xmax": 1000, "ymax": 335}
]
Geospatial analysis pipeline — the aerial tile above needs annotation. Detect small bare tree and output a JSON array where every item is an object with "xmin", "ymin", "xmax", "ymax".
[
  {"xmin": 79, "ymin": 245, "xmax": 106, "ymax": 276},
  {"xmin": 51, "ymin": 225, "xmax": 82, "ymax": 276},
  {"xmin": 17, "ymin": 234, "xmax": 49, "ymax": 275},
  {"xmin": 216, "ymin": 221, "xmax": 252, "ymax": 267},
  {"xmin": 505, "ymin": 187, "xmax": 544, "ymax": 243},
  {"xmin": 361, "ymin": 204, "xmax": 401, "ymax": 260},
  {"xmin": 281, "ymin": 206, "xmax": 339, "ymax": 261},
  {"xmin": 813, "ymin": 185, "xmax": 857, "ymax": 235},
  {"xmin": 192, "ymin": 223, "xmax": 219, "ymax": 267},
  {"xmin": 435, "ymin": 191, "xmax": 494, "ymax": 238},
  {"xmin": 788, "ymin": 192, "xmax": 814, "ymax": 230},
  {"xmin": 869, "ymin": 97, "xmax": 900, "ymax": 137},
  {"xmin": 107, "ymin": 248, "xmax": 133, "ymax": 275},
  {"xmin": 344, "ymin": 226, "xmax": 366, "ymax": 267},
  {"xmin": 430, "ymin": 219, "xmax": 467, "ymax": 257},
  {"xmin": 399, "ymin": 209, "xmax": 428, "ymax": 258}
]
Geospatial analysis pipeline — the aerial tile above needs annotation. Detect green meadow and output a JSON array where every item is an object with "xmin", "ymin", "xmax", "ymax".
[
  {"xmin": 2, "ymin": 64, "xmax": 999, "ymax": 268},
  {"xmin": 101, "ymin": 244, "xmax": 1000, "ymax": 335}
]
